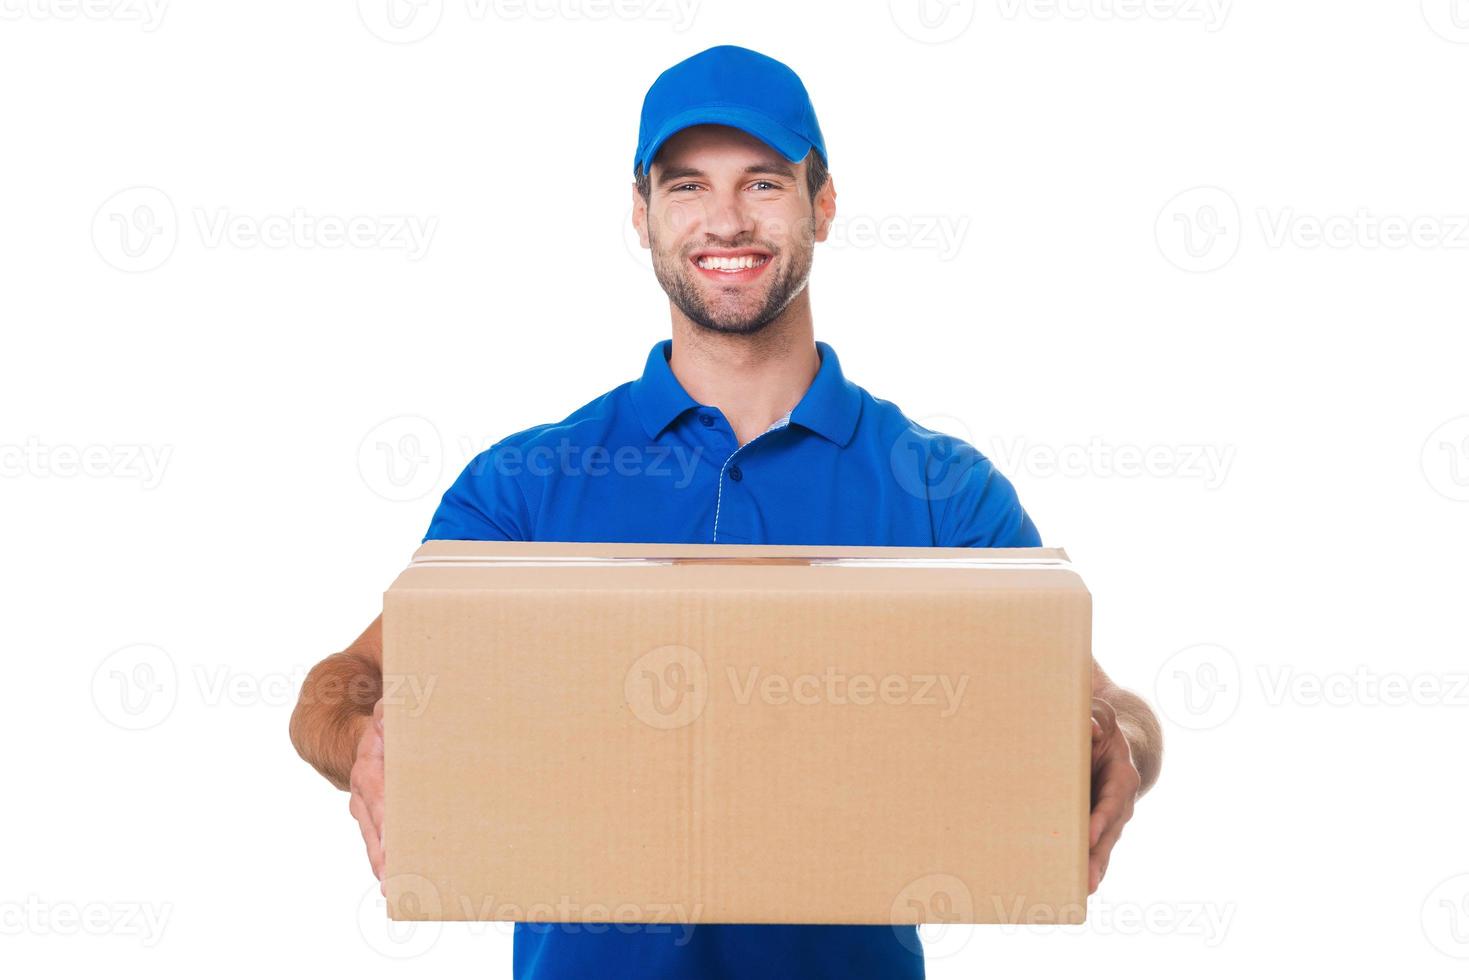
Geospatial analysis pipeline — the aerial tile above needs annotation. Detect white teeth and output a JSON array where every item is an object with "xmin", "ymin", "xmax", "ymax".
[{"xmin": 697, "ymin": 254, "xmax": 767, "ymax": 271}]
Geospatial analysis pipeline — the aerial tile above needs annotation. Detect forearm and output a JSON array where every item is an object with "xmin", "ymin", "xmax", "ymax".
[
  {"xmin": 1095, "ymin": 682, "xmax": 1163, "ymax": 797},
  {"xmin": 290, "ymin": 616, "xmax": 383, "ymax": 790}
]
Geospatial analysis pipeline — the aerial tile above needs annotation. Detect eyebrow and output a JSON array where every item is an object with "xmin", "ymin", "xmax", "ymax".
[{"xmin": 656, "ymin": 161, "xmax": 798, "ymax": 187}]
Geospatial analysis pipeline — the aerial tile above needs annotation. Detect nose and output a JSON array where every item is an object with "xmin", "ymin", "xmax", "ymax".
[{"xmin": 700, "ymin": 186, "xmax": 754, "ymax": 244}]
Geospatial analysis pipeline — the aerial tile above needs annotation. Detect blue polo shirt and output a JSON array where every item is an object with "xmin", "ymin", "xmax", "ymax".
[{"xmin": 423, "ymin": 338, "xmax": 1041, "ymax": 979}]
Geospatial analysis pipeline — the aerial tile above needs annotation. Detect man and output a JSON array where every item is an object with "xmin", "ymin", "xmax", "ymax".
[{"xmin": 290, "ymin": 44, "xmax": 1162, "ymax": 980}]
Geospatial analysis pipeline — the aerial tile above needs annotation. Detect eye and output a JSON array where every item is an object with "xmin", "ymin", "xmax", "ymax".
[
  {"xmin": 751, "ymin": 180, "xmax": 779, "ymax": 191},
  {"xmin": 672, "ymin": 183, "xmax": 700, "ymax": 192}
]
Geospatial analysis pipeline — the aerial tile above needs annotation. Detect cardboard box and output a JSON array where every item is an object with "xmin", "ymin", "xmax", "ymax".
[{"xmin": 383, "ymin": 540, "xmax": 1091, "ymax": 926}]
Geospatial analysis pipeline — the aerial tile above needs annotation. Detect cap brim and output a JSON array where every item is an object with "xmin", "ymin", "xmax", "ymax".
[{"xmin": 637, "ymin": 105, "xmax": 812, "ymax": 174}]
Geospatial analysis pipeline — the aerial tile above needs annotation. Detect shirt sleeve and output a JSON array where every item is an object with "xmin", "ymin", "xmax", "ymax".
[
  {"xmin": 933, "ymin": 440, "xmax": 1042, "ymax": 549},
  {"xmin": 421, "ymin": 443, "xmax": 533, "ymax": 543}
]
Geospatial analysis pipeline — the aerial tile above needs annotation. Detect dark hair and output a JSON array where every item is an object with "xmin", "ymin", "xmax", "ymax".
[{"xmin": 635, "ymin": 148, "xmax": 829, "ymax": 205}]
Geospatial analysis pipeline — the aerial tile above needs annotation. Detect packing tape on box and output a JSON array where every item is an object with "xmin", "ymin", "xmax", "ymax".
[{"xmin": 406, "ymin": 555, "xmax": 1073, "ymax": 570}]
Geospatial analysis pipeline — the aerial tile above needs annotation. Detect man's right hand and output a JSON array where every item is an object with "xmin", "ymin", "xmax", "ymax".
[{"xmin": 348, "ymin": 698, "xmax": 386, "ymax": 894}]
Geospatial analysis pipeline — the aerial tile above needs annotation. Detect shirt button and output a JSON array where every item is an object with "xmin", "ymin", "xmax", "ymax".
[
  {"xmin": 729, "ymin": 464, "xmax": 743, "ymax": 482},
  {"xmin": 699, "ymin": 414, "xmax": 714, "ymax": 427}
]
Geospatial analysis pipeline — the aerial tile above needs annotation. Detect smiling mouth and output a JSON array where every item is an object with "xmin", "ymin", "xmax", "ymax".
[{"xmin": 689, "ymin": 250, "xmax": 773, "ymax": 281}]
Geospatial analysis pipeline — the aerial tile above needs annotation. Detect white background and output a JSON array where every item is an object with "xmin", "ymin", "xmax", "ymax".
[{"xmin": 3, "ymin": 1, "xmax": 1467, "ymax": 976}]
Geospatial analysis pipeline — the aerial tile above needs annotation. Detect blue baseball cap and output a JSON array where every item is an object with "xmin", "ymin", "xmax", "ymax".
[{"xmin": 634, "ymin": 45, "xmax": 827, "ymax": 177}]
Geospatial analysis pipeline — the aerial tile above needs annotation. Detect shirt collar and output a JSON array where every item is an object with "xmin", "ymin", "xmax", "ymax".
[
  {"xmin": 789, "ymin": 340, "xmax": 862, "ymax": 446},
  {"xmin": 630, "ymin": 338, "xmax": 862, "ymax": 447},
  {"xmin": 630, "ymin": 340, "xmax": 699, "ymax": 440}
]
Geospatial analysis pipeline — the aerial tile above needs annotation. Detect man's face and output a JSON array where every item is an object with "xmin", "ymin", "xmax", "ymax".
[{"xmin": 635, "ymin": 124, "xmax": 832, "ymax": 335}]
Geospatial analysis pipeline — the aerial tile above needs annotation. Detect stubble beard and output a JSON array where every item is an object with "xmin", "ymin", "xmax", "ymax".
[{"xmin": 648, "ymin": 214, "xmax": 815, "ymax": 337}]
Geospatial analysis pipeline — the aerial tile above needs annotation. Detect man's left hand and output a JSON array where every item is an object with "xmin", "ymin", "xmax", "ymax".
[{"xmin": 1089, "ymin": 698, "xmax": 1141, "ymax": 894}]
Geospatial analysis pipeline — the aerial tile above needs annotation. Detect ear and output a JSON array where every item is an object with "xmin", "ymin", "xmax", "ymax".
[
  {"xmin": 812, "ymin": 174, "xmax": 837, "ymax": 244},
  {"xmin": 631, "ymin": 182, "xmax": 651, "ymax": 249}
]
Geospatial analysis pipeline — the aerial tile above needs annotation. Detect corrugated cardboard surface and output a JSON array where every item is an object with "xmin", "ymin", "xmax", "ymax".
[{"xmin": 384, "ymin": 541, "xmax": 1091, "ymax": 925}]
